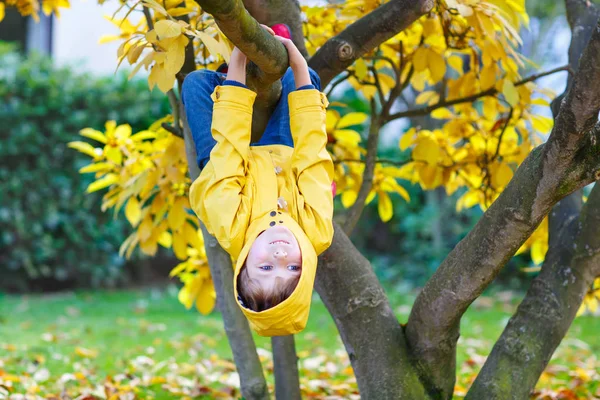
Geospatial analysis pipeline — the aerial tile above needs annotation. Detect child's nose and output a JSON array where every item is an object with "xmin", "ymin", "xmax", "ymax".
[{"xmin": 273, "ymin": 249, "xmax": 288, "ymax": 258}]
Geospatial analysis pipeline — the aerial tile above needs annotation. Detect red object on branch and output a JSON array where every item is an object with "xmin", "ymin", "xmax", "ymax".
[{"xmin": 271, "ymin": 23, "xmax": 292, "ymax": 40}]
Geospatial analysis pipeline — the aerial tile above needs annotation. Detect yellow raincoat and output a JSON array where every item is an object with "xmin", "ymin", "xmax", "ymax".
[{"xmin": 189, "ymin": 84, "xmax": 334, "ymax": 336}]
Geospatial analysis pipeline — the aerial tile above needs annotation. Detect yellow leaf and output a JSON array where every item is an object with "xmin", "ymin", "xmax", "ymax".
[
  {"xmin": 79, "ymin": 162, "xmax": 113, "ymax": 174},
  {"xmin": 165, "ymin": 35, "xmax": 188, "ymax": 76},
  {"xmin": 415, "ymin": 91, "xmax": 439, "ymax": 105},
  {"xmin": 75, "ymin": 347, "xmax": 98, "ymax": 358},
  {"xmin": 341, "ymin": 190, "xmax": 358, "ymax": 208},
  {"xmin": 184, "ymin": 223, "xmax": 203, "ymax": 250},
  {"xmin": 399, "ymin": 130, "xmax": 415, "ymax": 151},
  {"xmin": 586, "ymin": 296, "xmax": 598, "ymax": 313},
  {"xmin": 130, "ymin": 130, "xmax": 157, "ymax": 141},
  {"xmin": 167, "ymin": 7, "xmax": 193, "ymax": 16},
  {"xmin": 138, "ymin": 216, "xmax": 154, "ymax": 242},
  {"xmin": 480, "ymin": 65, "xmax": 496, "ymax": 91},
  {"xmin": 195, "ymin": 31, "xmax": 226, "ymax": 60},
  {"xmin": 169, "ymin": 260, "xmax": 188, "ymax": 277},
  {"xmin": 178, "ymin": 276, "xmax": 202, "ymax": 309},
  {"xmin": 531, "ymin": 115, "xmax": 553, "ymax": 134},
  {"xmin": 104, "ymin": 146, "xmax": 123, "ymax": 165},
  {"xmin": 67, "ymin": 141, "xmax": 100, "ymax": 159},
  {"xmin": 155, "ymin": 19, "xmax": 182, "ymax": 39},
  {"xmin": 125, "ymin": 197, "xmax": 142, "ymax": 227},
  {"xmin": 172, "ymin": 229, "xmax": 188, "ymax": 260},
  {"xmin": 0, "ymin": 3, "xmax": 5, "ymax": 22},
  {"xmin": 412, "ymin": 136, "xmax": 440, "ymax": 165},
  {"xmin": 168, "ymin": 197, "xmax": 188, "ymax": 231},
  {"xmin": 365, "ymin": 190, "xmax": 376, "ymax": 205},
  {"xmin": 334, "ymin": 129, "xmax": 362, "ymax": 146},
  {"xmin": 377, "ymin": 191, "xmax": 393, "ymax": 222},
  {"xmin": 412, "ymin": 47, "xmax": 428, "ymax": 72},
  {"xmin": 337, "ymin": 112, "xmax": 368, "ymax": 128},
  {"xmin": 79, "ymin": 128, "xmax": 107, "ymax": 144},
  {"xmin": 153, "ymin": 63, "xmax": 175, "ymax": 93},
  {"xmin": 195, "ymin": 278, "xmax": 216, "ymax": 315},
  {"xmin": 142, "ymin": 0, "xmax": 168, "ymax": 16},
  {"xmin": 428, "ymin": 50, "xmax": 446, "ymax": 83},
  {"xmin": 354, "ymin": 58, "xmax": 368, "ymax": 80},
  {"xmin": 158, "ymin": 231, "xmax": 172, "ymax": 248},
  {"xmin": 86, "ymin": 173, "xmax": 118, "ymax": 193},
  {"xmin": 431, "ymin": 108, "xmax": 454, "ymax": 119},
  {"xmin": 576, "ymin": 301, "xmax": 587, "ymax": 317},
  {"xmin": 448, "ymin": 55, "xmax": 463, "ymax": 73},
  {"xmin": 395, "ymin": 184, "xmax": 410, "ymax": 202},
  {"xmin": 502, "ymin": 79, "xmax": 519, "ymax": 107},
  {"xmin": 491, "ymin": 162, "xmax": 513, "ymax": 189}
]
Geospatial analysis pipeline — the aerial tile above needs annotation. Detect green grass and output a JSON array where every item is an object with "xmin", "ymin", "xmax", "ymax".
[{"xmin": 0, "ymin": 286, "xmax": 598, "ymax": 398}]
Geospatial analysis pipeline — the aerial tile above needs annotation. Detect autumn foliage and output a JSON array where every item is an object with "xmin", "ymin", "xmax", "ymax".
[{"xmin": 4, "ymin": 0, "xmax": 598, "ymax": 316}]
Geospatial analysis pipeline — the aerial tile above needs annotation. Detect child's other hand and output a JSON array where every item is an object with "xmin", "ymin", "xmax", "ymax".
[{"xmin": 274, "ymin": 35, "xmax": 307, "ymax": 71}]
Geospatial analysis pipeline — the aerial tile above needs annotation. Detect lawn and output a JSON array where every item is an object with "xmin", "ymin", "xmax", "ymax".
[{"xmin": 0, "ymin": 286, "xmax": 598, "ymax": 399}]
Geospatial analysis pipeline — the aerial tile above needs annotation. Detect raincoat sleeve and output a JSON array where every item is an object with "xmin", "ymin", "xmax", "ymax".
[
  {"xmin": 288, "ymin": 89, "xmax": 335, "ymax": 255},
  {"xmin": 189, "ymin": 85, "xmax": 256, "ymax": 259}
]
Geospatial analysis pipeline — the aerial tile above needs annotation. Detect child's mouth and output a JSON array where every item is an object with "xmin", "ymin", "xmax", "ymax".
[{"xmin": 270, "ymin": 240, "xmax": 290, "ymax": 245}]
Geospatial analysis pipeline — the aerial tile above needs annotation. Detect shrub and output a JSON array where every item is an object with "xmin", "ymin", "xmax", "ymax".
[{"xmin": 0, "ymin": 43, "xmax": 169, "ymax": 291}]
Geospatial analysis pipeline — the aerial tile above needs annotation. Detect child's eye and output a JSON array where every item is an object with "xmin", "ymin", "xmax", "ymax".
[
  {"xmin": 259, "ymin": 265, "xmax": 273, "ymax": 271},
  {"xmin": 287, "ymin": 265, "xmax": 300, "ymax": 271}
]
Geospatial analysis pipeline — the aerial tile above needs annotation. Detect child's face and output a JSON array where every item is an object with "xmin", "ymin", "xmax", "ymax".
[{"xmin": 246, "ymin": 225, "xmax": 302, "ymax": 293}]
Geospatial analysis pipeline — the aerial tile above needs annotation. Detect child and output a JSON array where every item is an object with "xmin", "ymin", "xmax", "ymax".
[{"xmin": 182, "ymin": 26, "xmax": 334, "ymax": 337}]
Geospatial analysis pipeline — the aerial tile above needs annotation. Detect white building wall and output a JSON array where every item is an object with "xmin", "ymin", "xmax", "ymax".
[{"xmin": 52, "ymin": 0, "xmax": 138, "ymax": 75}]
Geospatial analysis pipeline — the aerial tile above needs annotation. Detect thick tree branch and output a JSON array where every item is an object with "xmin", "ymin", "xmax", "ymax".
[
  {"xmin": 308, "ymin": 0, "xmax": 434, "ymax": 87},
  {"xmin": 405, "ymin": 18, "xmax": 600, "ymax": 398},
  {"xmin": 195, "ymin": 0, "xmax": 289, "ymax": 84},
  {"xmin": 466, "ymin": 184, "xmax": 600, "ymax": 399},
  {"xmin": 315, "ymin": 223, "xmax": 428, "ymax": 398},
  {"xmin": 241, "ymin": 0, "xmax": 308, "ymax": 57},
  {"xmin": 342, "ymin": 99, "xmax": 381, "ymax": 235},
  {"xmin": 387, "ymin": 66, "xmax": 571, "ymax": 122},
  {"xmin": 272, "ymin": 336, "xmax": 301, "ymax": 400},
  {"xmin": 180, "ymin": 104, "xmax": 269, "ymax": 400}
]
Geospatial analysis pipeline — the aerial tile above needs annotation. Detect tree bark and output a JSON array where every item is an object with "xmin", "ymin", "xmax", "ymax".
[
  {"xmin": 405, "ymin": 17, "xmax": 600, "ymax": 399},
  {"xmin": 314, "ymin": 223, "xmax": 428, "ymax": 398},
  {"xmin": 180, "ymin": 104, "xmax": 269, "ymax": 400},
  {"xmin": 272, "ymin": 336, "xmax": 302, "ymax": 400},
  {"xmin": 466, "ymin": 184, "xmax": 600, "ymax": 399}
]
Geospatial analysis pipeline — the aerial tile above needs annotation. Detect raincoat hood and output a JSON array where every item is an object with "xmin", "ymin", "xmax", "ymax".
[{"xmin": 233, "ymin": 210, "xmax": 317, "ymax": 337}]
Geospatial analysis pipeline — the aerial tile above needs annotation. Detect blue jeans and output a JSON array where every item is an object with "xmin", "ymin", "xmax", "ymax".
[{"xmin": 181, "ymin": 67, "xmax": 322, "ymax": 170}]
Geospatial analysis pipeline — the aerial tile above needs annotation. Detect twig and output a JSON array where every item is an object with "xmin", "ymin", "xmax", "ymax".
[
  {"xmin": 342, "ymin": 98, "xmax": 381, "ymax": 235},
  {"xmin": 492, "ymin": 108, "xmax": 514, "ymax": 161},
  {"xmin": 326, "ymin": 71, "xmax": 351, "ymax": 98},
  {"xmin": 142, "ymin": 6, "xmax": 154, "ymax": 30},
  {"xmin": 163, "ymin": 90, "xmax": 183, "ymax": 137},
  {"xmin": 387, "ymin": 65, "xmax": 571, "ymax": 122}
]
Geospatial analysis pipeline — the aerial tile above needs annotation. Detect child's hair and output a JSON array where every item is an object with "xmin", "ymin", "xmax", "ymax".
[{"xmin": 237, "ymin": 265, "xmax": 300, "ymax": 312}]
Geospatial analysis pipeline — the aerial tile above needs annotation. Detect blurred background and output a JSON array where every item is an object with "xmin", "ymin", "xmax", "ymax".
[
  {"xmin": 1, "ymin": 1, "xmax": 598, "ymax": 399},
  {"xmin": 0, "ymin": 0, "xmax": 568, "ymax": 294}
]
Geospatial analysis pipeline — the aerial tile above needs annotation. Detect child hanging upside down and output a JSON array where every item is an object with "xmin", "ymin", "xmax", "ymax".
[{"xmin": 182, "ymin": 24, "xmax": 334, "ymax": 337}]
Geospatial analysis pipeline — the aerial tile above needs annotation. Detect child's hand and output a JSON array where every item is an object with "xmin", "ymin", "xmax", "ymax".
[{"xmin": 274, "ymin": 36, "xmax": 311, "ymax": 88}]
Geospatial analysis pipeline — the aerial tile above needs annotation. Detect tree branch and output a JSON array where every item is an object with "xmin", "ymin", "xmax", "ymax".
[
  {"xmin": 272, "ymin": 336, "xmax": 301, "ymax": 400},
  {"xmin": 342, "ymin": 99, "xmax": 381, "ymax": 235},
  {"xmin": 466, "ymin": 184, "xmax": 600, "ymax": 399},
  {"xmin": 308, "ymin": 0, "xmax": 434, "ymax": 87},
  {"xmin": 387, "ymin": 65, "xmax": 571, "ymax": 122},
  {"xmin": 241, "ymin": 0, "xmax": 309, "ymax": 58},
  {"xmin": 405, "ymin": 20, "xmax": 600, "ymax": 397},
  {"xmin": 180, "ymin": 102, "xmax": 269, "ymax": 400},
  {"xmin": 315, "ymin": 223, "xmax": 428, "ymax": 398},
  {"xmin": 194, "ymin": 0, "xmax": 289, "ymax": 84}
]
